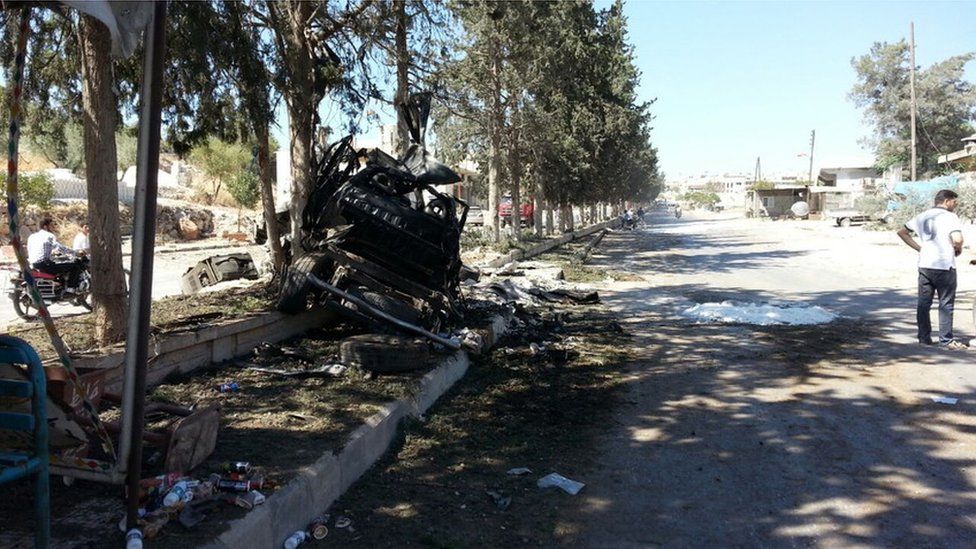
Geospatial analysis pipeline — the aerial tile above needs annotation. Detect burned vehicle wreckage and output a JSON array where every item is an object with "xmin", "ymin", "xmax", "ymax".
[{"xmin": 276, "ymin": 93, "xmax": 469, "ymax": 349}]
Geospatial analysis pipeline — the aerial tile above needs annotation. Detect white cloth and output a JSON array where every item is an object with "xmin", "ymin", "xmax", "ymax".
[
  {"xmin": 905, "ymin": 207, "xmax": 963, "ymax": 270},
  {"xmin": 26, "ymin": 229, "xmax": 73, "ymax": 265},
  {"xmin": 73, "ymin": 232, "xmax": 90, "ymax": 253}
]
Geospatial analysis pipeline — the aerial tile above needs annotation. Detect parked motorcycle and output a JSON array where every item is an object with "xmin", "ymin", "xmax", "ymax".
[{"xmin": 7, "ymin": 255, "xmax": 92, "ymax": 320}]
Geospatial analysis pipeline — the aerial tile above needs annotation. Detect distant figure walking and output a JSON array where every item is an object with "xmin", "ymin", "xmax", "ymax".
[{"xmin": 897, "ymin": 189, "xmax": 966, "ymax": 348}]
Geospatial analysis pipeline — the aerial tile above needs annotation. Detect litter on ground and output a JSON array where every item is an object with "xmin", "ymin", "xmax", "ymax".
[
  {"xmin": 931, "ymin": 396, "xmax": 959, "ymax": 405},
  {"xmin": 537, "ymin": 472, "xmax": 585, "ymax": 495},
  {"xmin": 681, "ymin": 301, "xmax": 837, "ymax": 325}
]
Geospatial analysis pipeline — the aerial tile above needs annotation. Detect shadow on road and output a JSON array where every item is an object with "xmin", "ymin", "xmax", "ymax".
[{"xmin": 564, "ymin": 218, "xmax": 976, "ymax": 547}]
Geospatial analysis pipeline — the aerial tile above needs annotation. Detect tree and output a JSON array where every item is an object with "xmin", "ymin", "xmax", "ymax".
[
  {"xmin": 227, "ymin": 169, "xmax": 260, "ymax": 230},
  {"xmin": 189, "ymin": 137, "xmax": 249, "ymax": 204},
  {"xmin": 0, "ymin": 172, "xmax": 55, "ymax": 207},
  {"xmin": 850, "ymin": 41, "xmax": 976, "ymax": 175},
  {"xmin": 78, "ymin": 13, "xmax": 128, "ymax": 344}
]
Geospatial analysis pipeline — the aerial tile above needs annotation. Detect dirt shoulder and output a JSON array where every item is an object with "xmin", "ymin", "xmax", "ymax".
[{"xmin": 312, "ymin": 292, "xmax": 632, "ymax": 547}]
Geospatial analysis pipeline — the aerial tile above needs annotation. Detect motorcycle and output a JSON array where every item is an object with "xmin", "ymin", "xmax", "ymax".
[{"xmin": 7, "ymin": 255, "xmax": 92, "ymax": 320}]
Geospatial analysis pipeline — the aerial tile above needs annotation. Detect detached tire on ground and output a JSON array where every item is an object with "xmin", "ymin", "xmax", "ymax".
[
  {"xmin": 276, "ymin": 252, "xmax": 331, "ymax": 314},
  {"xmin": 348, "ymin": 289, "xmax": 422, "ymax": 326},
  {"xmin": 340, "ymin": 334, "xmax": 432, "ymax": 373}
]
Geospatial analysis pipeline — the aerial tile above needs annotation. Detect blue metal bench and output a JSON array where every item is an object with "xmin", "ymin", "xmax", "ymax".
[{"xmin": 0, "ymin": 335, "xmax": 50, "ymax": 547}]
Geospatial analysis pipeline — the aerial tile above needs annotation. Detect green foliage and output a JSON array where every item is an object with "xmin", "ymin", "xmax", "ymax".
[
  {"xmin": 682, "ymin": 191, "xmax": 720, "ymax": 208},
  {"xmin": 749, "ymin": 180, "xmax": 775, "ymax": 191},
  {"xmin": 189, "ymin": 138, "xmax": 250, "ymax": 203},
  {"xmin": 227, "ymin": 170, "xmax": 261, "ymax": 211},
  {"xmin": 0, "ymin": 172, "xmax": 55, "ymax": 207},
  {"xmin": 952, "ymin": 184, "xmax": 976, "ymax": 223},
  {"xmin": 850, "ymin": 41, "xmax": 976, "ymax": 175}
]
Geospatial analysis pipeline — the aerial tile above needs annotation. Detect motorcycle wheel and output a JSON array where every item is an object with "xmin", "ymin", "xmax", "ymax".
[{"xmin": 11, "ymin": 289, "xmax": 38, "ymax": 321}]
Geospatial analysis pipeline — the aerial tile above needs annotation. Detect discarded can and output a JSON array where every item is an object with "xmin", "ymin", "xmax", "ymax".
[
  {"xmin": 310, "ymin": 516, "xmax": 329, "ymax": 540},
  {"xmin": 222, "ymin": 461, "xmax": 251, "ymax": 474},
  {"xmin": 283, "ymin": 530, "xmax": 308, "ymax": 549},
  {"xmin": 215, "ymin": 475, "xmax": 264, "ymax": 492},
  {"xmin": 125, "ymin": 529, "xmax": 143, "ymax": 549},
  {"xmin": 217, "ymin": 381, "xmax": 240, "ymax": 393}
]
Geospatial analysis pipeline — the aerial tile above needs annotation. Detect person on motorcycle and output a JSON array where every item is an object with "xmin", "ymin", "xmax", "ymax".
[
  {"xmin": 27, "ymin": 218, "xmax": 83, "ymax": 290},
  {"xmin": 72, "ymin": 223, "xmax": 90, "ymax": 254}
]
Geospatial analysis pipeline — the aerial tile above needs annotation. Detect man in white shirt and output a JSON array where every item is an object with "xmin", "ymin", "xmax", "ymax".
[
  {"xmin": 897, "ymin": 189, "xmax": 965, "ymax": 348},
  {"xmin": 72, "ymin": 223, "xmax": 90, "ymax": 254},
  {"xmin": 27, "ymin": 217, "xmax": 83, "ymax": 290}
]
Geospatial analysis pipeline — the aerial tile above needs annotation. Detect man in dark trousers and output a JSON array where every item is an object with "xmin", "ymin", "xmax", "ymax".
[{"xmin": 897, "ymin": 189, "xmax": 966, "ymax": 348}]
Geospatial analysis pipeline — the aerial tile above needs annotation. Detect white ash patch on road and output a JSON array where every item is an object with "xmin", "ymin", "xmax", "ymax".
[{"xmin": 682, "ymin": 301, "xmax": 837, "ymax": 325}]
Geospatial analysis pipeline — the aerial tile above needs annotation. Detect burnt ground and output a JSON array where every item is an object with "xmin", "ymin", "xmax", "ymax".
[
  {"xmin": 310, "ymin": 300, "xmax": 633, "ymax": 548},
  {"xmin": 0, "ymin": 311, "xmax": 496, "ymax": 548}
]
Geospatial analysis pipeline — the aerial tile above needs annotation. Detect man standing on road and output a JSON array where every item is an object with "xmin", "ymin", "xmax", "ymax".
[{"xmin": 897, "ymin": 189, "xmax": 966, "ymax": 348}]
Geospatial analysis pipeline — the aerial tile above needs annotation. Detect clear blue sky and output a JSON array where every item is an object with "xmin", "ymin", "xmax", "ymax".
[{"xmin": 619, "ymin": 0, "xmax": 976, "ymax": 179}]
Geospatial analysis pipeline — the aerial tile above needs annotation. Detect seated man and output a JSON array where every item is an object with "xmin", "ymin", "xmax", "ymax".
[
  {"xmin": 27, "ymin": 217, "xmax": 82, "ymax": 290},
  {"xmin": 72, "ymin": 223, "xmax": 90, "ymax": 254}
]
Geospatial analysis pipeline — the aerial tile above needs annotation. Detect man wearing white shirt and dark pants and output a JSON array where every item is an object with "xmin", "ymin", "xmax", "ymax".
[
  {"xmin": 27, "ymin": 217, "xmax": 83, "ymax": 290},
  {"xmin": 897, "ymin": 189, "xmax": 966, "ymax": 349}
]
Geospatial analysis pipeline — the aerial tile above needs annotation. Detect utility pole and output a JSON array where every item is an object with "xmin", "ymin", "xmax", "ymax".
[
  {"xmin": 808, "ymin": 130, "xmax": 816, "ymax": 184},
  {"xmin": 909, "ymin": 22, "xmax": 918, "ymax": 181},
  {"xmin": 755, "ymin": 156, "xmax": 762, "ymax": 183}
]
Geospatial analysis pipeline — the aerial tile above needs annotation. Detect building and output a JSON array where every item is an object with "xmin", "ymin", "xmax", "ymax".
[{"xmin": 938, "ymin": 133, "xmax": 976, "ymax": 169}]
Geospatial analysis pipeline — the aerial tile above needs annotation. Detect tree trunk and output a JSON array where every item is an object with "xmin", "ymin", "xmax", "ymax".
[
  {"xmin": 509, "ymin": 150, "xmax": 521, "ymax": 241},
  {"xmin": 79, "ymin": 15, "xmax": 127, "ymax": 345},
  {"xmin": 566, "ymin": 204, "xmax": 575, "ymax": 231},
  {"xmin": 393, "ymin": 0, "xmax": 424, "ymax": 209},
  {"xmin": 255, "ymin": 119, "xmax": 284, "ymax": 270},
  {"xmin": 589, "ymin": 204, "xmax": 597, "ymax": 226},
  {"xmin": 275, "ymin": 1, "xmax": 317, "ymax": 260},
  {"xmin": 486, "ymin": 44, "xmax": 502, "ymax": 242},
  {"xmin": 545, "ymin": 202, "xmax": 553, "ymax": 235},
  {"xmin": 533, "ymin": 187, "xmax": 543, "ymax": 237}
]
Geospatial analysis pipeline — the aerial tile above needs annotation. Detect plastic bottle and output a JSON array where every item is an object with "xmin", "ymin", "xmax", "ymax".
[
  {"xmin": 163, "ymin": 481, "xmax": 190, "ymax": 507},
  {"xmin": 283, "ymin": 530, "xmax": 308, "ymax": 549},
  {"xmin": 125, "ymin": 529, "xmax": 143, "ymax": 549}
]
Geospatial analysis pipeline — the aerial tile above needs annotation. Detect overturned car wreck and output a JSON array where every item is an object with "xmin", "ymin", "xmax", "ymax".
[{"xmin": 276, "ymin": 93, "xmax": 468, "ymax": 347}]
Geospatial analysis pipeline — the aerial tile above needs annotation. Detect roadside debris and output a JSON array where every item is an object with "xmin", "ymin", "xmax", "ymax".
[
  {"xmin": 121, "ymin": 462, "xmax": 272, "ymax": 540},
  {"xmin": 181, "ymin": 252, "xmax": 259, "ymax": 295},
  {"xmin": 247, "ymin": 363, "xmax": 348, "ymax": 378},
  {"xmin": 507, "ymin": 467, "xmax": 532, "ymax": 476},
  {"xmin": 335, "ymin": 515, "xmax": 352, "ymax": 529},
  {"xmin": 537, "ymin": 472, "xmax": 585, "ymax": 495},
  {"xmin": 253, "ymin": 342, "xmax": 315, "ymax": 364},
  {"xmin": 486, "ymin": 278, "xmax": 599, "ymax": 305},
  {"xmin": 216, "ymin": 381, "xmax": 240, "ymax": 393},
  {"xmin": 284, "ymin": 530, "xmax": 309, "ymax": 549},
  {"xmin": 310, "ymin": 515, "xmax": 331, "ymax": 539},
  {"xmin": 486, "ymin": 489, "xmax": 512, "ymax": 511},
  {"xmin": 682, "ymin": 301, "xmax": 836, "ymax": 326},
  {"xmin": 931, "ymin": 396, "xmax": 959, "ymax": 405},
  {"xmin": 277, "ymin": 92, "xmax": 469, "ymax": 349}
]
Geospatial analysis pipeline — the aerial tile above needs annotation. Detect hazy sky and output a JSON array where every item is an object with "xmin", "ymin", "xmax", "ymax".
[{"xmin": 622, "ymin": 1, "xmax": 976, "ymax": 178}]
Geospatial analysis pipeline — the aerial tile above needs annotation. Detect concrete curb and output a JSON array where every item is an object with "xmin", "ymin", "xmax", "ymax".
[
  {"xmin": 51, "ymin": 308, "xmax": 336, "ymax": 396},
  {"xmin": 204, "ymin": 313, "xmax": 512, "ymax": 549},
  {"xmin": 485, "ymin": 219, "xmax": 620, "ymax": 268}
]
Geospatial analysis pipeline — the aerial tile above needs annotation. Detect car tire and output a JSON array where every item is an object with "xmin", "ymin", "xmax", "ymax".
[
  {"xmin": 276, "ymin": 252, "xmax": 331, "ymax": 314},
  {"xmin": 340, "ymin": 334, "xmax": 431, "ymax": 373},
  {"xmin": 839, "ymin": 217, "xmax": 852, "ymax": 227},
  {"xmin": 348, "ymin": 288, "xmax": 421, "ymax": 325}
]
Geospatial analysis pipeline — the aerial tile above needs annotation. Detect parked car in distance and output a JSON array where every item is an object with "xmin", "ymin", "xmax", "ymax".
[
  {"xmin": 824, "ymin": 207, "xmax": 893, "ymax": 227},
  {"xmin": 498, "ymin": 197, "xmax": 534, "ymax": 227},
  {"xmin": 466, "ymin": 205, "xmax": 485, "ymax": 226}
]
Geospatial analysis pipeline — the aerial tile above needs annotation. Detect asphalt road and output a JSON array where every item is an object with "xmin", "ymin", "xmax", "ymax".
[
  {"xmin": 0, "ymin": 242, "xmax": 268, "ymax": 326},
  {"xmin": 563, "ymin": 210, "xmax": 976, "ymax": 547}
]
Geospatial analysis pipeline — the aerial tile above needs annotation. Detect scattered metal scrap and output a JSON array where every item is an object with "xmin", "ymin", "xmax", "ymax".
[
  {"xmin": 181, "ymin": 253, "xmax": 259, "ymax": 295},
  {"xmin": 277, "ymin": 93, "xmax": 468, "ymax": 348}
]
